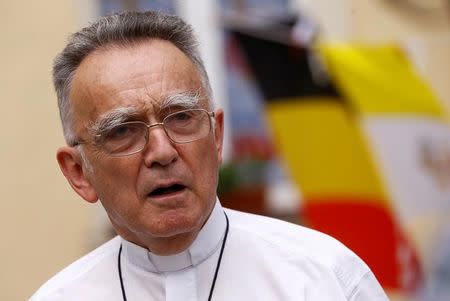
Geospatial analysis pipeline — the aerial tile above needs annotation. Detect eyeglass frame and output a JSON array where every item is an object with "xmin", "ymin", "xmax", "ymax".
[{"xmin": 72, "ymin": 108, "xmax": 216, "ymax": 157}]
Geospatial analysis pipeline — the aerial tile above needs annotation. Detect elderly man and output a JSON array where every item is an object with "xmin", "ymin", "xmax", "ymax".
[{"xmin": 31, "ymin": 11, "xmax": 388, "ymax": 301}]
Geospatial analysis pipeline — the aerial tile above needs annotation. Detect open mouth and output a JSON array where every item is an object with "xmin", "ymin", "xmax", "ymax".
[{"xmin": 149, "ymin": 184, "xmax": 186, "ymax": 197}]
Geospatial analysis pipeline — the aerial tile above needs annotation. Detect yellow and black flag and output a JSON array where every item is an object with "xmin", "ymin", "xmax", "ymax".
[{"xmin": 229, "ymin": 19, "xmax": 428, "ymax": 294}]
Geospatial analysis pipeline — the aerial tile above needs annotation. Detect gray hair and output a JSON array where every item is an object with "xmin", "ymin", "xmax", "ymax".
[{"xmin": 53, "ymin": 10, "xmax": 213, "ymax": 146}]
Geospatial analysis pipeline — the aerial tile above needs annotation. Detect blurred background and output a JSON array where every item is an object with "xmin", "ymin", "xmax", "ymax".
[{"xmin": 1, "ymin": 0, "xmax": 449, "ymax": 300}]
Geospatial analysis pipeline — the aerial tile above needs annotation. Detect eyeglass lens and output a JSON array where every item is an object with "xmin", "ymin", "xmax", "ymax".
[{"xmin": 101, "ymin": 109, "xmax": 212, "ymax": 156}]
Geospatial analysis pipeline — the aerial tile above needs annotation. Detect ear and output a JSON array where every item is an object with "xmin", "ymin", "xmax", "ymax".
[
  {"xmin": 213, "ymin": 109, "xmax": 224, "ymax": 165},
  {"xmin": 56, "ymin": 146, "xmax": 98, "ymax": 203}
]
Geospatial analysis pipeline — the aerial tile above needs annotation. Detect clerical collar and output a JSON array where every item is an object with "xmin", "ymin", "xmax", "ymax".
[{"xmin": 121, "ymin": 199, "xmax": 226, "ymax": 273}]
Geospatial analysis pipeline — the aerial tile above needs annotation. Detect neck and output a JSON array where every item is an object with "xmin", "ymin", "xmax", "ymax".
[
  {"xmin": 120, "ymin": 201, "xmax": 227, "ymax": 274},
  {"xmin": 117, "ymin": 200, "xmax": 221, "ymax": 256},
  {"xmin": 117, "ymin": 228, "xmax": 200, "ymax": 255}
]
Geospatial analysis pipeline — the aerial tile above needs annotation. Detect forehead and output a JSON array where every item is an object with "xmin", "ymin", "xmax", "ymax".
[{"xmin": 69, "ymin": 39, "xmax": 204, "ymax": 123}]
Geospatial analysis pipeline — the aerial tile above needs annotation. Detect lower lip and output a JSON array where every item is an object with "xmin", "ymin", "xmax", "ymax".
[{"xmin": 147, "ymin": 187, "xmax": 187, "ymax": 205}]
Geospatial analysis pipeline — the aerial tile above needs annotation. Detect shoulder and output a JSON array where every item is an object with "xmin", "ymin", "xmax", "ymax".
[
  {"xmin": 224, "ymin": 208, "xmax": 375, "ymax": 298},
  {"xmin": 30, "ymin": 236, "xmax": 121, "ymax": 301},
  {"xmin": 225, "ymin": 207, "xmax": 357, "ymax": 258}
]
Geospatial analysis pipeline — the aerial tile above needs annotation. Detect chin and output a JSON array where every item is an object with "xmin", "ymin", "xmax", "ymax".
[{"xmin": 146, "ymin": 210, "xmax": 203, "ymax": 238}]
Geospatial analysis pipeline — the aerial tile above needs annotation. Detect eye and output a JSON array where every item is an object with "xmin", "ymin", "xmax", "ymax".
[
  {"xmin": 104, "ymin": 123, "xmax": 141, "ymax": 141},
  {"xmin": 173, "ymin": 111, "xmax": 193, "ymax": 121}
]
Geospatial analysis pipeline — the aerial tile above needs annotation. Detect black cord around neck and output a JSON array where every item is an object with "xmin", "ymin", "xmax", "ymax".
[
  {"xmin": 208, "ymin": 212, "xmax": 229, "ymax": 301},
  {"xmin": 118, "ymin": 244, "xmax": 127, "ymax": 301},
  {"xmin": 118, "ymin": 212, "xmax": 229, "ymax": 301}
]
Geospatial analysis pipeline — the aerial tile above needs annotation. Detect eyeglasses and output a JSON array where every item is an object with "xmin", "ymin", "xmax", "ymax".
[{"xmin": 76, "ymin": 109, "xmax": 215, "ymax": 157}]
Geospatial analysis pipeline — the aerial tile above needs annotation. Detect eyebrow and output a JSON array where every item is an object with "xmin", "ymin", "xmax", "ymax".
[
  {"xmin": 159, "ymin": 89, "xmax": 201, "ymax": 112},
  {"xmin": 86, "ymin": 90, "xmax": 203, "ymax": 136},
  {"xmin": 88, "ymin": 107, "xmax": 141, "ymax": 136}
]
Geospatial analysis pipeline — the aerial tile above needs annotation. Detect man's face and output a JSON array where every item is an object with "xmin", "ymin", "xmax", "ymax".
[{"xmin": 65, "ymin": 40, "xmax": 223, "ymax": 251}]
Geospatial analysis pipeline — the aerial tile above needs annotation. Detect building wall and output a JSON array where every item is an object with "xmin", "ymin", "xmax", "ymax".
[{"xmin": 0, "ymin": 2, "xmax": 95, "ymax": 300}]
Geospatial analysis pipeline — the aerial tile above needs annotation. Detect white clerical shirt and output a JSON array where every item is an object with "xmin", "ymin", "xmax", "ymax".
[{"xmin": 30, "ymin": 200, "xmax": 389, "ymax": 300}]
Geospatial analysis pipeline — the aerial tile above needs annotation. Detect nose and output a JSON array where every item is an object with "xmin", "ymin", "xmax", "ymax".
[{"xmin": 142, "ymin": 125, "xmax": 178, "ymax": 168}]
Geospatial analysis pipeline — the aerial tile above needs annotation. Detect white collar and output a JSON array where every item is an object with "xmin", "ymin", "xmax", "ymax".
[{"xmin": 121, "ymin": 199, "xmax": 226, "ymax": 273}]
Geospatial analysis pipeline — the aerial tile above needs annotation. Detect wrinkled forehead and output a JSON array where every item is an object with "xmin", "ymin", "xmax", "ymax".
[{"xmin": 69, "ymin": 40, "xmax": 207, "ymax": 127}]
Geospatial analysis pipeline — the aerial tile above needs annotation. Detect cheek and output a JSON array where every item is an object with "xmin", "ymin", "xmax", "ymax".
[
  {"xmin": 90, "ymin": 157, "xmax": 141, "ymax": 199},
  {"xmin": 188, "ymin": 141, "xmax": 220, "ymax": 191}
]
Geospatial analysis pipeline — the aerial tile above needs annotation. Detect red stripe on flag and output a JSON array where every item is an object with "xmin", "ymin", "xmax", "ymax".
[{"xmin": 303, "ymin": 200, "xmax": 422, "ymax": 291}]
